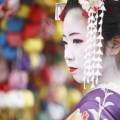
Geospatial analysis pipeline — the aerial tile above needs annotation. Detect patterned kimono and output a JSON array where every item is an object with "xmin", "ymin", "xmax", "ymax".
[{"xmin": 74, "ymin": 88, "xmax": 120, "ymax": 120}]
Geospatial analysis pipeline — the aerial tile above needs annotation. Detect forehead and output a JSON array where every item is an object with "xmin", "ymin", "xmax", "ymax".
[{"xmin": 63, "ymin": 8, "xmax": 87, "ymax": 35}]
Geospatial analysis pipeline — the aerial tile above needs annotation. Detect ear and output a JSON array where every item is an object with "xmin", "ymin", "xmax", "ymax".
[{"xmin": 106, "ymin": 36, "xmax": 120, "ymax": 56}]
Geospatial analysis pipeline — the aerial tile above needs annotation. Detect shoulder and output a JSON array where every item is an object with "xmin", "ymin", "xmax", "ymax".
[{"xmin": 73, "ymin": 88, "xmax": 120, "ymax": 120}]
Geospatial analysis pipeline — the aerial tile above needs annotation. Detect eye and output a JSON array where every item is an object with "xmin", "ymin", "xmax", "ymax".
[
  {"xmin": 61, "ymin": 40, "xmax": 67, "ymax": 47},
  {"xmin": 73, "ymin": 39, "xmax": 83, "ymax": 44}
]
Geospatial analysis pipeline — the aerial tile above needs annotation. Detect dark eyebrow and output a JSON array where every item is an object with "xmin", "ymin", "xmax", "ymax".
[
  {"xmin": 69, "ymin": 32, "xmax": 81, "ymax": 36},
  {"xmin": 63, "ymin": 32, "xmax": 81, "ymax": 37}
]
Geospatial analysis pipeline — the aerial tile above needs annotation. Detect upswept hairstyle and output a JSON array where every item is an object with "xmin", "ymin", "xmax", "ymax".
[{"xmin": 61, "ymin": 0, "xmax": 120, "ymax": 41}]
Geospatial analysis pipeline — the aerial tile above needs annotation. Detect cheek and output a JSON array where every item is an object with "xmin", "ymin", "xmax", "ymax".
[
  {"xmin": 73, "ymin": 70, "xmax": 84, "ymax": 83},
  {"xmin": 74, "ymin": 44, "xmax": 86, "ymax": 64},
  {"xmin": 75, "ymin": 48, "xmax": 83, "ymax": 57}
]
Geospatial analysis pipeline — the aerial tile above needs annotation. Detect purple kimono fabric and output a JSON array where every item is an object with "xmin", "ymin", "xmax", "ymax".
[{"xmin": 74, "ymin": 88, "xmax": 120, "ymax": 120}]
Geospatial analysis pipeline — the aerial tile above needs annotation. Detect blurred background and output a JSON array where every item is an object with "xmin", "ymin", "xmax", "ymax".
[{"xmin": 0, "ymin": 0, "xmax": 89, "ymax": 120}]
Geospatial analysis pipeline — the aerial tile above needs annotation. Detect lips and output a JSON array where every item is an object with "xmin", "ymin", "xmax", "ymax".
[{"xmin": 69, "ymin": 67, "xmax": 78, "ymax": 73}]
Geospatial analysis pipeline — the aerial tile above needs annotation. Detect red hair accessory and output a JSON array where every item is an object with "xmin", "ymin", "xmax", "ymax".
[
  {"xmin": 82, "ymin": 10, "xmax": 89, "ymax": 18},
  {"xmin": 93, "ymin": 6, "xmax": 99, "ymax": 12},
  {"xmin": 55, "ymin": 3, "xmax": 66, "ymax": 21},
  {"xmin": 59, "ymin": 5, "xmax": 67, "ymax": 21}
]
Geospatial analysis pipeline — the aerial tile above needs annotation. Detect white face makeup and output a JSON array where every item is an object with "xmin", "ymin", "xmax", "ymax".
[{"xmin": 63, "ymin": 8, "xmax": 88, "ymax": 83}]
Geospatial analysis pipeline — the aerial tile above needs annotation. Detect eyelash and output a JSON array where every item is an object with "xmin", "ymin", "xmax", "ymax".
[
  {"xmin": 73, "ymin": 39, "xmax": 83, "ymax": 44},
  {"xmin": 61, "ymin": 39, "xmax": 83, "ymax": 47},
  {"xmin": 61, "ymin": 41, "xmax": 67, "ymax": 47}
]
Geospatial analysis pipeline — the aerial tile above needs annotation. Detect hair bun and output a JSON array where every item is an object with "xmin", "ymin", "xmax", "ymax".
[{"xmin": 103, "ymin": 0, "xmax": 120, "ymax": 40}]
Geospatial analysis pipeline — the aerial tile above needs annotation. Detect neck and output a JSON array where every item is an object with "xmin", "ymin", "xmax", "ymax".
[{"xmin": 97, "ymin": 55, "xmax": 120, "ymax": 93}]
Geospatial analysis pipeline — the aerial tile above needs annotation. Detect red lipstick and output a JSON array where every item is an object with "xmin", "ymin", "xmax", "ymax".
[{"xmin": 69, "ymin": 67, "xmax": 78, "ymax": 73}]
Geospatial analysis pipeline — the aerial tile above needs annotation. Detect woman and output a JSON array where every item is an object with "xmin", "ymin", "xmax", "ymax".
[{"xmin": 56, "ymin": 0, "xmax": 120, "ymax": 119}]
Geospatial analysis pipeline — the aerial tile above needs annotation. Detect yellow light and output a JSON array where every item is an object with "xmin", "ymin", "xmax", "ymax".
[
  {"xmin": 15, "ymin": 4, "xmax": 30, "ymax": 19},
  {"xmin": 23, "ymin": 38, "xmax": 44, "ymax": 53}
]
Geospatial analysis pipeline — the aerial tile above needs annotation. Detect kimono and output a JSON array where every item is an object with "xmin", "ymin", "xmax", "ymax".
[{"xmin": 74, "ymin": 88, "xmax": 120, "ymax": 120}]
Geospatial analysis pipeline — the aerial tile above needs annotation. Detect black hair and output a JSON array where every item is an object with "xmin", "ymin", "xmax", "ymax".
[
  {"xmin": 102, "ymin": 0, "xmax": 120, "ymax": 41},
  {"xmin": 64, "ymin": 0, "xmax": 120, "ymax": 41},
  {"xmin": 65, "ymin": 0, "xmax": 82, "ymax": 15}
]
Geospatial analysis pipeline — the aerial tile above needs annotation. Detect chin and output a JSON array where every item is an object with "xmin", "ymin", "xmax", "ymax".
[{"xmin": 73, "ymin": 74, "xmax": 84, "ymax": 83}]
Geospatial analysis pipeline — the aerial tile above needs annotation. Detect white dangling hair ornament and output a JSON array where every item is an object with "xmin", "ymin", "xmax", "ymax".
[{"xmin": 79, "ymin": 0, "xmax": 106, "ymax": 89}]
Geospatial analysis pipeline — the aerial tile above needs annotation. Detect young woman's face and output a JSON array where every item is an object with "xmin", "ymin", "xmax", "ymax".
[{"xmin": 63, "ymin": 9, "xmax": 88, "ymax": 83}]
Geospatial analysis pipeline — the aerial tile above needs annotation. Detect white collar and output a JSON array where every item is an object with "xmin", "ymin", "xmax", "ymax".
[{"xmin": 96, "ymin": 81, "xmax": 120, "ymax": 94}]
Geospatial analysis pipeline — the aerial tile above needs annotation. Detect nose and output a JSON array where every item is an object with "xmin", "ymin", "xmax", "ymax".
[{"xmin": 64, "ymin": 45, "xmax": 75, "ymax": 61}]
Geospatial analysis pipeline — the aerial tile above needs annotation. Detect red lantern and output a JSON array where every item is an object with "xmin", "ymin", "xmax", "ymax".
[
  {"xmin": 28, "ymin": 5, "xmax": 46, "ymax": 23},
  {"xmin": 0, "ymin": 59, "xmax": 10, "ymax": 92},
  {"xmin": 40, "ymin": 65, "xmax": 52, "ymax": 85},
  {"xmin": 23, "ymin": 23, "xmax": 40, "ymax": 38},
  {"xmin": 7, "ymin": 32, "xmax": 23, "ymax": 47},
  {"xmin": 0, "ymin": 81, "xmax": 10, "ymax": 92}
]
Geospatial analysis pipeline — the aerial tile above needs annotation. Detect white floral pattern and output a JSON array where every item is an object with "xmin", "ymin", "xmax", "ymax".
[{"xmin": 88, "ymin": 88, "xmax": 114, "ymax": 120}]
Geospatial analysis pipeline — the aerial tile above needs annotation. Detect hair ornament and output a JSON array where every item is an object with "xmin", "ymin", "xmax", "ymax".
[
  {"xmin": 55, "ymin": 3, "xmax": 66, "ymax": 21},
  {"xmin": 67, "ymin": 0, "xmax": 105, "ymax": 88}
]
